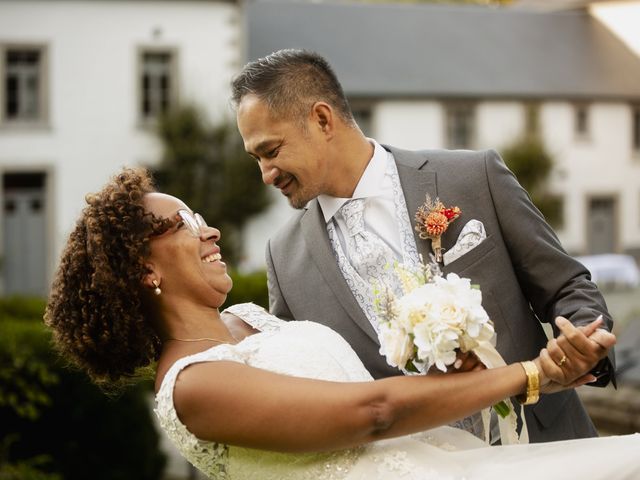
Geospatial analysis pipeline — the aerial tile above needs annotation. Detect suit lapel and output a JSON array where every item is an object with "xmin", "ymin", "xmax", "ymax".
[{"xmin": 300, "ymin": 201, "xmax": 379, "ymax": 343}]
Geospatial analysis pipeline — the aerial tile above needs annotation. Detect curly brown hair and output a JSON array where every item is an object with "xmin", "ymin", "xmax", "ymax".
[{"xmin": 44, "ymin": 167, "xmax": 173, "ymax": 384}]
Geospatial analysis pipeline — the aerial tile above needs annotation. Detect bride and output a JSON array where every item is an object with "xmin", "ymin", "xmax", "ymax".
[{"xmin": 44, "ymin": 168, "xmax": 638, "ymax": 479}]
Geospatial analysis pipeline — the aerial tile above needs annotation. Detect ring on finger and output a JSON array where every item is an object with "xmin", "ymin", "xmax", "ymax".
[{"xmin": 557, "ymin": 355, "xmax": 568, "ymax": 367}]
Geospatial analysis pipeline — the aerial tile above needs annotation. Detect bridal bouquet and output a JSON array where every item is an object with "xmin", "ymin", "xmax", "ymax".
[{"xmin": 375, "ymin": 263, "xmax": 512, "ymax": 420}]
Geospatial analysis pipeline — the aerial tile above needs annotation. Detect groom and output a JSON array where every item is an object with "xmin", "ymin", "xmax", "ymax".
[{"xmin": 232, "ymin": 49, "xmax": 615, "ymax": 443}]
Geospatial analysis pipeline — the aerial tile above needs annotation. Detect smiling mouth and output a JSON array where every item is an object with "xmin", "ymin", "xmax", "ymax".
[
  {"xmin": 277, "ymin": 176, "xmax": 294, "ymax": 194},
  {"xmin": 202, "ymin": 253, "xmax": 222, "ymax": 263}
]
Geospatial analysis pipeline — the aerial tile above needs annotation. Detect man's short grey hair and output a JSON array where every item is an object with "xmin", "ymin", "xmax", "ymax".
[{"xmin": 231, "ymin": 49, "xmax": 355, "ymax": 127}]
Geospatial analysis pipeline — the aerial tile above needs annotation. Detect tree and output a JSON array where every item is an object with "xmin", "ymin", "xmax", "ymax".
[
  {"xmin": 501, "ymin": 134, "xmax": 563, "ymax": 228},
  {"xmin": 154, "ymin": 106, "xmax": 271, "ymax": 266}
]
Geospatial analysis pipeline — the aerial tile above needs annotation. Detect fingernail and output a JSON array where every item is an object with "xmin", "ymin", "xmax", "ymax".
[
  {"xmin": 555, "ymin": 317, "xmax": 566, "ymax": 326},
  {"xmin": 587, "ymin": 375, "xmax": 598, "ymax": 383},
  {"xmin": 454, "ymin": 359, "xmax": 462, "ymax": 369},
  {"xmin": 595, "ymin": 315, "xmax": 603, "ymax": 324}
]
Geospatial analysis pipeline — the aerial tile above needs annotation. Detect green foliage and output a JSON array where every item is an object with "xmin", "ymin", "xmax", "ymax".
[
  {"xmin": 0, "ymin": 297, "xmax": 47, "ymax": 323},
  {"xmin": 0, "ymin": 297, "xmax": 166, "ymax": 480},
  {"xmin": 532, "ymin": 195, "xmax": 563, "ymax": 229},
  {"xmin": 0, "ymin": 318, "xmax": 58, "ymax": 421},
  {"xmin": 155, "ymin": 105, "xmax": 271, "ymax": 266},
  {"xmin": 224, "ymin": 269, "xmax": 269, "ymax": 310},
  {"xmin": 502, "ymin": 135, "xmax": 563, "ymax": 228},
  {"xmin": 501, "ymin": 135, "xmax": 552, "ymax": 194},
  {"xmin": 0, "ymin": 450, "xmax": 62, "ymax": 480}
]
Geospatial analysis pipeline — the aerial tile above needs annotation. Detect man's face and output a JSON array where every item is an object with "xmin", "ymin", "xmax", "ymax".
[{"xmin": 236, "ymin": 94, "xmax": 331, "ymax": 209}]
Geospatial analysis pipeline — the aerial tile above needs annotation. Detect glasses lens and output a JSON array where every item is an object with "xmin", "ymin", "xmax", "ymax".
[
  {"xmin": 178, "ymin": 210, "xmax": 200, "ymax": 237},
  {"xmin": 195, "ymin": 213, "xmax": 207, "ymax": 229}
]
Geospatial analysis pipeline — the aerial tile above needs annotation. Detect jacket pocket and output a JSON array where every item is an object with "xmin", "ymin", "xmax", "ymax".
[{"xmin": 442, "ymin": 235, "xmax": 496, "ymax": 275}]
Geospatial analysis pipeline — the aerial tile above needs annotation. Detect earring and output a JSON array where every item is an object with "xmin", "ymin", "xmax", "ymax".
[{"xmin": 152, "ymin": 280, "xmax": 161, "ymax": 296}]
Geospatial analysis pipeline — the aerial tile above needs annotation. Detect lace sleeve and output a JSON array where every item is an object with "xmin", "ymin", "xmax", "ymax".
[
  {"xmin": 154, "ymin": 346, "xmax": 247, "ymax": 479},
  {"xmin": 223, "ymin": 302, "xmax": 285, "ymax": 332}
]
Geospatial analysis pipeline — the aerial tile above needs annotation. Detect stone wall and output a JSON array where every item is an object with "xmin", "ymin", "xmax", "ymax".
[{"xmin": 578, "ymin": 385, "xmax": 640, "ymax": 435}]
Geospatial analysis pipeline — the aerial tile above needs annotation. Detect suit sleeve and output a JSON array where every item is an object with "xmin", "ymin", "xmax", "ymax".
[
  {"xmin": 483, "ymin": 149, "xmax": 615, "ymax": 387},
  {"xmin": 265, "ymin": 238, "xmax": 294, "ymax": 321}
]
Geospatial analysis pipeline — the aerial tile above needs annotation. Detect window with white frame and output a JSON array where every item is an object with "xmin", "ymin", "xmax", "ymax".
[
  {"xmin": 524, "ymin": 102, "xmax": 540, "ymax": 136},
  {"xmin": 574, "ymin": 103, "xmax": 589, "ymax": 139},
  {"xmin": 139, "ymin": 49, "xmax": 177, "ymax": 122},
  {"xmin": 2, "ymin": 46, "xmax": 47, "ymax": 124},
  {"xmin": 350, "ymin": 102, "xmax": 373, "ymax": 137},
  {"xmin": 445, "ymin": 103, "xmax": 475, "ymax": 149},
  {"xmin": 632, "ymin": 104, "xmax": 640, "ymax": 154}
]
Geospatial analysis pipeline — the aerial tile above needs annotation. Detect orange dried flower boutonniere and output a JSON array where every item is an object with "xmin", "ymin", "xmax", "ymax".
[{"xmin": 415, "ymin": 195, "xmax": 461, "ymax": 263}]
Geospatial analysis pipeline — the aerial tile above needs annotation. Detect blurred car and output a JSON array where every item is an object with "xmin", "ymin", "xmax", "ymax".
[{"xmin": 574, "ymin": 254, "xmax": 640, "ymax": 289}]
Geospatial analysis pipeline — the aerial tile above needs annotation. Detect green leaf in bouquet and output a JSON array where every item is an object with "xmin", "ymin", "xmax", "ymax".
[
  {"xmin": 493, "ymin": 400, "xmax": 511, "ymax": 419},
  {"xmin": 405, "ymin": 360, "xmax": 420, "ymax": 373}
]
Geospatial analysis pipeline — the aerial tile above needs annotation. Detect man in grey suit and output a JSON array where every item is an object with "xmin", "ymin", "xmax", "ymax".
[{"xmin": 232, "ymin": 49, "xmax": 615, "ymax": 443}]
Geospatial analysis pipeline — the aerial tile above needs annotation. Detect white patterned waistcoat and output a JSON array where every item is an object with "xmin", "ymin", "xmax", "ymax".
[{"xmin": 327, "ymin": 152, "xmax": 420, "ymax": 334}]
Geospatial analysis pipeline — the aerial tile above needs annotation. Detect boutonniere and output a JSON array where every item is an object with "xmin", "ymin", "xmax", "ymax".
[{"xmin": 415, "ymin": 195, "xmax": 461, "ymax": 263}]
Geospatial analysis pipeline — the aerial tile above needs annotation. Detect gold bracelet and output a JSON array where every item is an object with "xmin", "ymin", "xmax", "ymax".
[{"xmin": 516, "ymin": 361, "xmax": 540, "ymax": 405}]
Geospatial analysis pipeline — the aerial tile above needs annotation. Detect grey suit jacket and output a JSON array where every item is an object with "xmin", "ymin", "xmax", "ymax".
[{"xmin": 265, "ymin": 146, "xmax": 615, "ymax": 443}]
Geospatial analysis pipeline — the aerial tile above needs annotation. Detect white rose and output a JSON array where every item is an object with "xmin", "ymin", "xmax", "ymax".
[
  {"xmin": 379, "ymin": 325, "xmax": 414, "ymax": 369},
  {"xmin": 434, "ymin": 301, "xmax": 466, "ymax": 330},
  {"xmin": 413, "ymin": 321, "xmax": 459, "ymax": 372},
  {"xmin": 396, "ymin": 284, "xmax": 436, "ymax": 328}
]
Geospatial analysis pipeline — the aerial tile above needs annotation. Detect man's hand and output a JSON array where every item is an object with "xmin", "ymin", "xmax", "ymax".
[
  {"xmin": 448, "ymin": 350, "xmax": 486, "ymax": 373},
  {"xmin": 452, "ymin": 350, "xmax": 486, "ymax": 372},
  {"xmin": 426, "ymin": 350, "xmax": 486, "ymax": 375},
  {"xmin": 539, "ymin": 316, "xmax": 616, "ymax": 387}
]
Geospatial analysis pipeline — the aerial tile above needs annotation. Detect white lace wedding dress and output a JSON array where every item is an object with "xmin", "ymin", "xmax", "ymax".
[{"xmin": 155, "ymin": 303, "xmax": 639, "ymax": 480}]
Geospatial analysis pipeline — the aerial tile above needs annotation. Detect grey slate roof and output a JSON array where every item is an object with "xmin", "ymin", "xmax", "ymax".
[{"xmin": 245, "ymin": 1, "xmax": 640, "ymax": 100}]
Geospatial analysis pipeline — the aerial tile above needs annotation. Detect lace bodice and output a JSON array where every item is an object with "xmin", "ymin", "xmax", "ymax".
[{"xmin": 155, "ymin": 303, "xmax": 372, "ymax": 479}]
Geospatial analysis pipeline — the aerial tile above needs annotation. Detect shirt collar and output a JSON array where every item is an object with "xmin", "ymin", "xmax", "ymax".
[{"xmin": 318, "ymin": 139, "xmax": 389, "ymax": 223}]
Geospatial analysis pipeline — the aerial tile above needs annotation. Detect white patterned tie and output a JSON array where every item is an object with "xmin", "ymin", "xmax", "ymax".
[{"xmin": 340, "ymin": 198, "xmax": 398, "ymax": 290}]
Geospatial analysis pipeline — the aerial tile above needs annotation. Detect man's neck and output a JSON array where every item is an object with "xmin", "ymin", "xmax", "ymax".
[{"xmin": 327, "ymin": 130, "xmax": 374, "ymax": 198}]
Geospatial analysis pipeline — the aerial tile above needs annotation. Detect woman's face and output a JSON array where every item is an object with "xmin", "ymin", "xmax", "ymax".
[{"xmin": 143, "ymin": 193, "xmax": 232, "ymax": 308}]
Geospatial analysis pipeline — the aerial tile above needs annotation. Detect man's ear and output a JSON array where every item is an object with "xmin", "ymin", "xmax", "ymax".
[{"xmin": 311, "ymin": 102, "xmax": 335, "ymax": 138}]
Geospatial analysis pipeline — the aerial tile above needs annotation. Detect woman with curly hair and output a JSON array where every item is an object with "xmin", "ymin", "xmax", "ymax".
[{"xmin": 45, "ymin": 168, "xmax": 637, "ymax": 480}]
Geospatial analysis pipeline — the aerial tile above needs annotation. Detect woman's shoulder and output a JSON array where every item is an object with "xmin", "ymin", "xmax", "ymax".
[
  {"xmin": 222, "ymin": 304, "xmax": 343, "ymax": 341},
  {"xmin": 155, "ymin": 343, "xmax": 247, "ymax": 413},
  {"xmin": 222, "ymin": 303, "xmax": 286, "ymax": 332}
]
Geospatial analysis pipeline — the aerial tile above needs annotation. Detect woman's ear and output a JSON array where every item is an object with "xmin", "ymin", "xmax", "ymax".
[{"xmin": 142, "ymin": 263, "xmax": 160, "ymax": 290}]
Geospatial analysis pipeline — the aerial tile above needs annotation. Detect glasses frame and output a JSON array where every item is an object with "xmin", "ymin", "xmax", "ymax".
[{"xmin": 177, "ymin": 209, "xmax": 207, "ymax": 238}]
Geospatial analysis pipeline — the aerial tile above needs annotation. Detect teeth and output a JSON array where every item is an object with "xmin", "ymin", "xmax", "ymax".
[{"xmin": 202, "ymin": 253, "xmax": 221, "ymax": 263}]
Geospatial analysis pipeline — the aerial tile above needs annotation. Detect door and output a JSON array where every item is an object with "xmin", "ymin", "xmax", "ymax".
[
  {"xmin": 587, "ymin": 197, "xmax": 616, "ymax": 254},
  {"xmin": 2, "ymin": 172, "xmax": 47, "ymax": 296}
]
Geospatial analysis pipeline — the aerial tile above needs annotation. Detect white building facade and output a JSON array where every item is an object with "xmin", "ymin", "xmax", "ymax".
[
  {"xmin": 370, "ymin": 99, "xmax": 640, "ymax": 256},
  {"xmin": 0, "ymin": 0, "xmax": 239, "ymax": 295}
]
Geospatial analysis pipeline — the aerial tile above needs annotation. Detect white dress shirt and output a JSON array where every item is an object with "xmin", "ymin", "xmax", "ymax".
[{"xmin": 318, "ymin": 140, "xmax": 403, "ymax": 262}]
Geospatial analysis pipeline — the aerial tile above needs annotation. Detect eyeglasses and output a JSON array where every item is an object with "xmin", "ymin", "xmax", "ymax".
[{"xmin": 176, "ymin": 209, "xmax": 208, "ymax": 238}]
